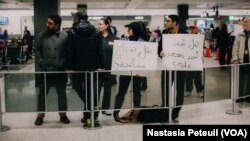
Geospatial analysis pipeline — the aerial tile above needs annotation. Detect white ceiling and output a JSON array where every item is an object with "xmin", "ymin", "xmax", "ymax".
[{"xmin": 0, "ymin": 0, "xmax": 250, "ymax": 10}]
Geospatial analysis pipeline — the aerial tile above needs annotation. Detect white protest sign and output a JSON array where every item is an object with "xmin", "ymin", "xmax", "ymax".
[
  {"xmin": 111, "ymin": 40, "xmax": 158, "ymax": 76},
  {"xmin": 162, "ymin": 34, "xmax": 204, "ymax": 71}
]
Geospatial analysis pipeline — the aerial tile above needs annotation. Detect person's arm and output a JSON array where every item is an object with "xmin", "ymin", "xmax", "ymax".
[
  {"xmin": 97, "ymin": 35, "xmax": 106, "ymax": 70},
  {"xmin": 35, "ymin": 32, "xmax": 44, "ymax": 70},
  {"xmin": 232, "ymin": 34, "xmax": 240, "ymax": 64},
  {"xmin": 158, "ymin": 32, "xmax": 167, "ymax": 58}
]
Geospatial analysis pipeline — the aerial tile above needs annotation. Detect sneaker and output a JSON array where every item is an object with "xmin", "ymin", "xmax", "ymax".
[
  {"xmin": 102, "ymin": 111, "xmax": 112, "ymax": 116},
  {"xmin": 60, "ymin": 116, "xmax": 70, "ymax": 124},
  {"xmin": 184, "ymin": 91, "xmax": 192, "ymax": 97},
  {"xmin": 83, "ymin": 119, "xmax": 101, "ymax": 128},
  {"xmin": 197, "ymin": 92, "xmax": 204, "ymax": 98},
  {"xmin": 81, "ymin": 117, "xmax": 87, "ymax": 123},
  {"xmin": 34, "ymin": 117, "xmax": 43, "ymax": 126}
]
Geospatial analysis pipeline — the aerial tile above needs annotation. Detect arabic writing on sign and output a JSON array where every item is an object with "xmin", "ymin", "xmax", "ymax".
[
  {"xmin": 162, "ymin": 34, "xmax": 204, "ymax": 71},
  {"xmin": 111, "ymin": 40, "xmax": 158, "ymax": 72}
]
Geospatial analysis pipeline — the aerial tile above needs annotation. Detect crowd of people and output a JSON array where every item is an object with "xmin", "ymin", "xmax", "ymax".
[
  {"xmin": 1, "ymin": 12, "xmax": 249, "ymax": 126},
  {"xmin": 0, "ymin": 26, "xmax": 33, "ymax": 67}
]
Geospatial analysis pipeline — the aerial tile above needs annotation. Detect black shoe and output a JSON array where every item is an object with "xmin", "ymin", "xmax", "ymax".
[
  {"xmin": 113, "ymin": 112, "xmax": 120, "ymax": 122},
  {"xmin": 236, "ymin": 98, "xmax": 245, "ymax": 103},
  {"xmin": 172, "ymin": 114, "xmax": 179, "ymax": 120},
  {"xmin": 141, "ymin": 85, "xmax": 147, "ymax": 91},
  {"xmin": 35, "ymin": 117, "xmax": 43, "ymax": 126},
  {"xmin": 60, "ymin": 116, "xmax": 70, "ymax": 124},
  {"xmin": 245, "ymin": 97, "xmax": 250, "ymax": 102}
]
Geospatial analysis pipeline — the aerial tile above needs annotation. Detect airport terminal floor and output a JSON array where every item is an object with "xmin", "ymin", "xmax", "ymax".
[{"xmin": 0, "ymin": 52, "xmax": 250, "ymax": 141}]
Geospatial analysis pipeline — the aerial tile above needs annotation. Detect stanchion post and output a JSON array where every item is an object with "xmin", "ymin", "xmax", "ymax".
[
  {"xmin": 168, "ymin": 70, "xmax": 172, "ymax": 123},
  {"xmin": 0, "ymin": 73, "xmax": 10, "ymax": 132},
  {"xmin": 83, "ymin": 71, "xmax": 102, "ymax": 129},
  {"xmin": 226, "ymin": 64, "xmax": 242, "ymax": 115}
]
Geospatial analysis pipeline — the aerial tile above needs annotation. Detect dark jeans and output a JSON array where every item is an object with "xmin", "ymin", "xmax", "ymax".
[
  {"xmin": 72, "ymin": 73, "xmax": 99, "ymax": 119},
  {"xmin": 185, "ymin": 71, "xmax": 203, "ymax": 93},
  {"xmin": 114, "ymin": 75, "xmax": 142, "ymax": 113},
  {"xmin": 161, "ymin": 70, "xmax": 185, "ymax": 118}
]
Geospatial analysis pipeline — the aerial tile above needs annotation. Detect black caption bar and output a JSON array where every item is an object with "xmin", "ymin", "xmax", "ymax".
[{"xmin": 143, "ymin": 125, "xmax": 250, "ymax": 140}]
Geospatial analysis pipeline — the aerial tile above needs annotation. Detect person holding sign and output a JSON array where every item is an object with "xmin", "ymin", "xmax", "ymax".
[
  {"xmin": 113, "ymin": 22, "xmax": 144, "ymax": 122},
  {"xmin": 97, "ymin": 18, "xmax": 119, "ymax": 116},
  {"xmin": 185, "ymin": 26, "xmax": 204, "ymax": 98},
  {"xmin": 158, "ymin": 14, "xmax": 187, "ymax": 120}
]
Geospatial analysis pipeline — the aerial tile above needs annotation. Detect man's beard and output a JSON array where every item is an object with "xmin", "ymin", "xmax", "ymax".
[{"xmin": 47, "ymin": 27, "xmax": 57, "ymax": 32}]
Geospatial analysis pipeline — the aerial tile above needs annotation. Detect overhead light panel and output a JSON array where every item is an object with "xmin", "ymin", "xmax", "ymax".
[{"xmin": 135, "ymin": 16, "xmax": 144, "ymax": 20}]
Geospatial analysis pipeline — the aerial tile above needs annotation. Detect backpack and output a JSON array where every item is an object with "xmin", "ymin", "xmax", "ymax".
[
  {"xmin": 119, "ymin": 105, "xmax": 169, "ymax": 124},
  {"xmin": 137, "ymin": 105, "xmax": 169, "ymax": 123}
]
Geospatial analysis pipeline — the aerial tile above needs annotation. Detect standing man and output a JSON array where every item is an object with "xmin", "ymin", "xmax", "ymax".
[
  {"xmin": 67, "ymin": 11, "xmax": 105, "ymax": 126},
  {"xmin": 35, "ymin": 15, "xmax": 70, "ymax": 126},
  {"xmin": 22, "ymin": 26, "xmax": 33, "ymax": 62},
  {"xmin": 232, "ymin": 17, "xmax": 250, "ymax": 103},
  {"xmin": 158, "ymin": 15, "xmax": 187, "ymax": 121}
]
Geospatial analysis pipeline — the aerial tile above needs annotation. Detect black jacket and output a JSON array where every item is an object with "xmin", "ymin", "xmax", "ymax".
[{"xmin": 67, "ymin": 20, "xmax": 105, "ymax": 71}]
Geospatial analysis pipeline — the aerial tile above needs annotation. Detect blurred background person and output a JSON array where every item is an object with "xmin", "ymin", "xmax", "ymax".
[{"xmin": 217, "ymin": 23, "xmax": 231, "ymax": 66}]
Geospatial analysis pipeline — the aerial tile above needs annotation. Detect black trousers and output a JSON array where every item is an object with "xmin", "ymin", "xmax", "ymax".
[
  {"xmin": 98, "ymin": 72, "xmax": 112, "ymax": 110},
  {"xmin": 161, "ymin": 70, "xmax": 185, "ymax": 118},
  {"xmin": 114, "ymin": 75, "xmax": 142, "ymax": 113},
  {"xmin": 185, "ymin": 71, "xmax": 203, "ymax": 93},
  {"xmin": 37, "ymin": 77, "xmax": 67, "ymax": 113},
  {"xmin": 72, "ymin": 73, "xmax": 99, "ymax": 119}
]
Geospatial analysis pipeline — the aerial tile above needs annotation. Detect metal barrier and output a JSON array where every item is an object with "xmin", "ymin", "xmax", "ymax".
[
  {"xmin": 0, "ymin": 64, "xmax": 249, "ymax": 131},
  {"xmin": 0, "ymin": 73, "xmax": 10, "ymax": 132},
  {"xmin": 226, "ymin": 64, "xmax": 242, "ymax": 115}
]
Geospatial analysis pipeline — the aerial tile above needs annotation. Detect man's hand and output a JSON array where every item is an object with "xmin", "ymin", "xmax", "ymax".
[{"xmin": 160, "ymin": 51, "xmax": 166, "ymax": 57}]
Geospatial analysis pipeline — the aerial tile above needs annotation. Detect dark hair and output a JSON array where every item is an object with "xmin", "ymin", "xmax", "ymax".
[
  {"xmin": 106, "ymin": 16, "xmax": 112, "ymax": 23},
  {"xmin": 221, "ymin": 23, "xmax": 228, "ymax": 33},
  {"xmin": 100, "ymin": 17, "xmax": 112, "ymax": 34},
  {"xmin": 126, "ymin": 22, "xmax": 142, "ymax": 41},
  {"xmin": 138, "ymin": 21, "xmax": 149, "ymax": 41},
  {"xmin": 168, "ymin": 14, "xmax": 179, "ymax": 25},
  {"xmin": 48, "ymin": 14, "xmax": 62, "ymax": 29}
]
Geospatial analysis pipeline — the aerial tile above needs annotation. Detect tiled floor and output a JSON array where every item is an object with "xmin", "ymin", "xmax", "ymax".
[{"xmin": 1, "ymin": 54, "xmax": 250, "ymax": 141}]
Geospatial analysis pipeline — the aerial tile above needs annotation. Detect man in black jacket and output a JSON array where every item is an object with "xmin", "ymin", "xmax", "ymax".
[
  {"xmin": 158, "ymin": 14, "xmax": 187, "ymax": 121},
  {"xmin": 67, "ymin": 11, "xmax": 105, "ymax": 126}
]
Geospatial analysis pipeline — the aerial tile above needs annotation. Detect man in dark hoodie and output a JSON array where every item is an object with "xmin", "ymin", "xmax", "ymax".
[{"xmin": 67, "ymin": 11, "xmax": 105, "ymax": 127}]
